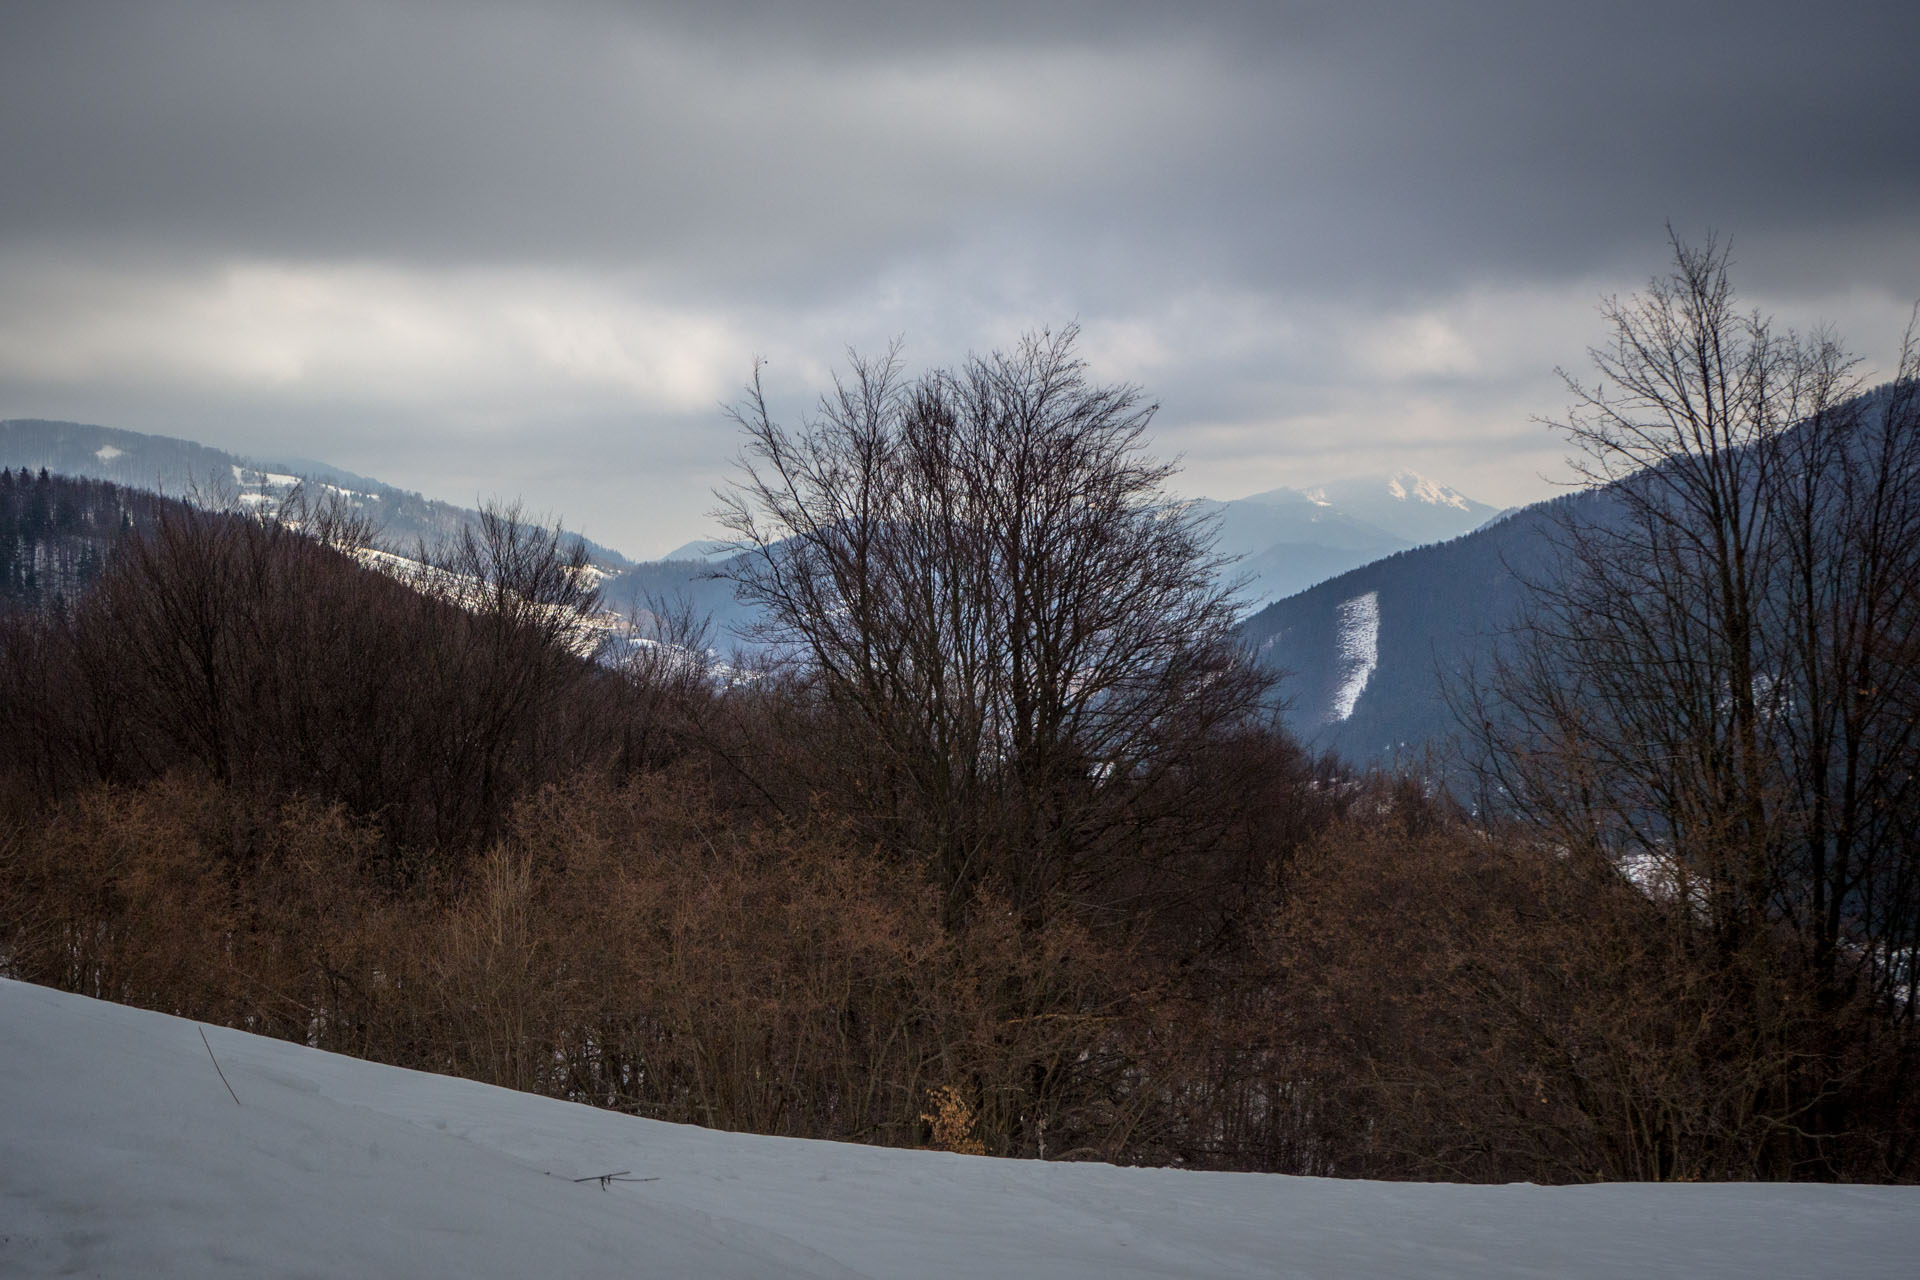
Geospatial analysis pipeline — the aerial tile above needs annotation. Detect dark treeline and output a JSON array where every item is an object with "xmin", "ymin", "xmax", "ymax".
[
  {"xmin": 3, "ymin": 310, "xmax": 1918, "ymax": 1183},
  {"xmin": 0, "ymin": 490, "xmax": 631, "ymax": 861},
  {"xmin": 0, "ymin": 468, "xmax": 171, "ymax": 613}
]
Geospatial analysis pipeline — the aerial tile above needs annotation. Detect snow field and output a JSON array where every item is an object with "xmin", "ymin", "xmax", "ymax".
[{"xmin": 3, "ymin": 979, "xmax": 1916, "ymax": 1278}]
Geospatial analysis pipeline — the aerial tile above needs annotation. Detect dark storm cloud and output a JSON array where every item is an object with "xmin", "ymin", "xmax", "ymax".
[{"xmin": 5, "ymin": 1, "xmax": 1915, "ymax": 296}]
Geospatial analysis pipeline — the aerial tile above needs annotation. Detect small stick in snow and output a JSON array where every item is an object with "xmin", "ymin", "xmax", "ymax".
[
  {"xmin": 567, "ymin": 1170, "xmax": 658, "ymax": 1189},
  {"xmin": 198, "ymin": 1026, "xmax": 241, "ymax": 1107}
]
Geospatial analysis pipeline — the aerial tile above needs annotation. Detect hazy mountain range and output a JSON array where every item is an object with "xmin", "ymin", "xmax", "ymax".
[
  {"xmin": 662, "ymin": 471, "xmax": 1503, "ymax": 610},
  {"xmin": 5, "ymin": 416, "xmax": 1532, "ymax": 762},
  {"xmin": 0, "ymin": 419, "xmax": 634, "ymax": 569},
  {"xmin": 1197, "ymin": 472, "xmax": 1502, "ymax": 610},
  {"xmin": 624, "ymin": 470, "xmax": 1504, "ymax": 639}
]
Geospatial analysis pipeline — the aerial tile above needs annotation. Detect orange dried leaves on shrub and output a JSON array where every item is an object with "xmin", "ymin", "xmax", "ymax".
[{"xmin": 922, "ymin": 1085, "xmax": 986, "ymax": 1156}]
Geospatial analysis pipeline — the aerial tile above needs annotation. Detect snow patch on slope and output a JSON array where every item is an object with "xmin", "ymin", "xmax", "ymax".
[{"xmin": 1328, "ymin": 590, "xmax": 1380, "ymax": 723}]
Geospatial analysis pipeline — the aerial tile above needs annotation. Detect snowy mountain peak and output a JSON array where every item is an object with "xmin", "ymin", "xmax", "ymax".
[
  {"xmin": 1306, "ymin": 470, "xmax": 1475, "ymax": 512},
  {"xmin": 1384, "ymin": 469, "xmax": 1472, "ymax": 510},
  {"xmin": 1287, "ymin": 472, "xmax": 1499, "ymax": 551},
  {"xmin": 659, "ymin": 538, "xmax": 739, "ymax": 564},
  {"xmin": 1174, "ymin": 472, "xmax": 1500, "ymax": 612}
]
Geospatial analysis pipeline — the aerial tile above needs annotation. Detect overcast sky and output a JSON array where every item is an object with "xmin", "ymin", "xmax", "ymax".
[{"xmin": 3, "ymin": 1, "xmax": 1917, "ymax": 557}]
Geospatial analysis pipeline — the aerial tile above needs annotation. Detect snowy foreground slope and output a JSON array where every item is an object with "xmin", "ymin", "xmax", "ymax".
[{"xmin": 4, "ymin": 980, "xmax": 1916, "ymax": 1279}]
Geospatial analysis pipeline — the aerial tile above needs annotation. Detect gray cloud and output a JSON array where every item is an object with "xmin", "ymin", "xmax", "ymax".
[
  {"xmin": 7, "ymin": 2, "xmax": 1914, "ymax": 288},
  {"xmin": 3, "ymin": 0, "xmax": 1917, "ymax": 556}
]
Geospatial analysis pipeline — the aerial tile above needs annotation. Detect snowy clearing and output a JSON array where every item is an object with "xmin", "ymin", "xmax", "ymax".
[
  {"xmin": 1327, "ymin": 590, "xmax": 1380, "ymax": 723},
  {"xmin": 2, "ymin": 979, "xmax": 1915, "ymax": 1278}
]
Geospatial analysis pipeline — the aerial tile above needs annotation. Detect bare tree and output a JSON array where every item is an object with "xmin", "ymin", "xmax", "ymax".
[
  {"xmin": 1471, "ymin": 233, "xmax": 1920, "ymax": 1176},
  {"xmin": 1766, "ymin": 351, "xmax": 1920, "ymax": 1015},
  {"xmin": 716, "ymin": 326, "xmax": 1271, "ymax": 921}
]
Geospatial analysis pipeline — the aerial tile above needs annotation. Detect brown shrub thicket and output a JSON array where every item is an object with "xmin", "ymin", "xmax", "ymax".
[
  {"xmin": 1260, "ymin": 800, "xmax": 1919, "ymax": 1182},
  {"xmin": 8, "ymin": 760, "xmax": 1911, "ymax": 1180},
  {"xmin": 0, "ymin": 767, "xmax": 1179, "ymax": 1159}
]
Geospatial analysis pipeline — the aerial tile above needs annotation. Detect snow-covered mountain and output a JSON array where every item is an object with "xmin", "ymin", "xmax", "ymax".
[
  {"xmin": 0, "ymin": 419, "xmax": 633, "ymax": 570},
  {"xmin": 1301, "ymin": 470, "xmax": 1502, "ymax": 546},
  {"xmin": 8, "ymin": 977, "xmax": 1916, "ymax": 1279},
  {"xmin": 1198, "ymin": 470, "xmax": 1498, "ymax": 609}
]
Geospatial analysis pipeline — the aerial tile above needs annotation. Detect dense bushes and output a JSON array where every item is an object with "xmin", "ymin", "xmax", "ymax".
[
  {"xmin": 9, "ymin": 761, "xmax": 1912, "ymax": 1180},
  {"xmin": 1264, "ymin": 809, "xmax": 1919, "ymax": 1181},
  {"xmin": 0, "ymin": 769, "xmax": 1166, "ymax": 1157}
]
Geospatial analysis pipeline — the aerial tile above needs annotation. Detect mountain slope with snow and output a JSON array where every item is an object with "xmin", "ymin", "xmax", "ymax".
[
  {"xmin": 0, "ymin": 419, "xmax": 633, "ymax": 569},
  {"xmin": 1238, "ymin": 492, "xmax": 1570, "ymax": 761},
  {"xmin": 1243, "ymin": 388, "xmax": 1916, "ymax": 762},
  {"xmin": 4, "ymin": 979, "xmax": 1915, "ymax": 1278},
  {"xmin": 1199, "ymin": 471, "xmax": 1499, "ymax": 610},
  {"xmin": 1303, "ymin": 470, "xmax": 1501, "ymax": 546}
]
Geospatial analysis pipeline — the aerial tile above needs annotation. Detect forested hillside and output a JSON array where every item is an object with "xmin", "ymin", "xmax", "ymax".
[
  {"xmin": 0, "ymin": 469, "xmax": 170, "ymax": 613},
  {"xmin": 0, "ymin": 419, "xmax": 632, "ymax": 570}
]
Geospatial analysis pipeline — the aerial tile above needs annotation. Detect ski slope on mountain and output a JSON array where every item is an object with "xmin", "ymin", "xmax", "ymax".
[{"xmin": 3, "ymin": 980, "xmax": 1915, "ymax": 1278}]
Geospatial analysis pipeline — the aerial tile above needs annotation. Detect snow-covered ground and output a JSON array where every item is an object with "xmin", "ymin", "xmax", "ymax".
[{"xmin": 3, "ymin": 979, "xmax": 1915, "ymax": 1278}]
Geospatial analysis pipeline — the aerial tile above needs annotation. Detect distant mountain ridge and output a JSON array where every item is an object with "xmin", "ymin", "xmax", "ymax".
[
  {"xmin": 1304, "ymin": 471, "xmax": 1503, "ymax": 545},
  {"xmin": 1240, "ymin": 384, "xmax": 1912, "ymax": 764},
  {"xmin": 1199, "ymin": 470, "xmax": 1501, "ymax": 609},
  {"xmin": 7, "ymin": 418, "xmax": 1547, "ymax": 734},
  {"xmin": 0, "ymin": 420, "xmax": 634, "ymax": 569},
  {"xmin": 604, "ymin": 469, "xmax": 1505, "ymax": 655}
]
